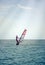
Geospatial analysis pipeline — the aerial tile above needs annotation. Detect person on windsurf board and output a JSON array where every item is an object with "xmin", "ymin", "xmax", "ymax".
[{"xmin": 16, "ymin": 29, "xmax": 27, "ymax": 45}]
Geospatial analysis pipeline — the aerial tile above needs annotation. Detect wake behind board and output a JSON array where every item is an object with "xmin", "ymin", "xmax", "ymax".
[{"xmin": 16, "ymin": 29, "xmax": 27, "ymax": 45}]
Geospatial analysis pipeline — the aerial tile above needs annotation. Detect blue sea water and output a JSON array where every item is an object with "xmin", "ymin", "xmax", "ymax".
[{"xmin": 0, "ymin": 40, "xmax": 45, "ymax": 65}]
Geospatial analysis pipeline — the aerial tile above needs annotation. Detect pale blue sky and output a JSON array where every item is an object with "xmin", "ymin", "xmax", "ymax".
[{"xmin": 0, "ymin": 0, "xmax": 45, "ymax": 39}]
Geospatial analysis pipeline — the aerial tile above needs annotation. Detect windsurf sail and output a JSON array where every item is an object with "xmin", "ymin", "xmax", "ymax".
[
  {"xmin": 19, "ymin": 29, "xmax": 27, "ymax": 42},
  {"xmin": 16, "ymin": 29, "xmax": 27, "ymax": 45}
]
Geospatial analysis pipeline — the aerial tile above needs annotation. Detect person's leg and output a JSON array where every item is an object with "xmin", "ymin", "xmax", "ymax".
[{"xmin": 16, "ymin": 40, "xmax": 19, "ymax": 45}]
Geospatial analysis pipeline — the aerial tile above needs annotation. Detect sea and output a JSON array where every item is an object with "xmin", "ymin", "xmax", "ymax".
[{"xmin": 0, "ymin": 40, "xmax": 45, "ymax": 65}]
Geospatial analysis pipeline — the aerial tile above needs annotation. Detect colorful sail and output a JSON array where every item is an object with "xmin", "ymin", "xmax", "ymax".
[{"xmin": 19, "ymin": 29, "xmax": 27, "ymax": 42}]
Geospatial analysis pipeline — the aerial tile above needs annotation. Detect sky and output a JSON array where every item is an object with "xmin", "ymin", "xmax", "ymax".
[{"xmin": 0, "ymin": 0, "xmax": 45, "ymax": 39}]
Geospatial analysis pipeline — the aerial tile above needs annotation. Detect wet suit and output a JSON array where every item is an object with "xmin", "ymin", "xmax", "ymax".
[
  {"xmin": 16, "ymin": 38, "xmax": 19, "ymax": 45},
  {"xmin": 16, "ymin": 36, "xmax": 22, "ymax": 45},
  {"xmin": 16, "ymin": 36, "xmax": 20, "ymax": 45},
  {"xmin": 16, "ymin": 40, "xmax": 19, "ymax": 45}
]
